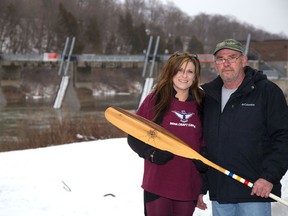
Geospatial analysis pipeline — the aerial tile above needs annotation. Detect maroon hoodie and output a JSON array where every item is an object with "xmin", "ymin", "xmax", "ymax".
[{"xmin": 137, "ymin": 93, "xmax": 205, "ymax": 201}]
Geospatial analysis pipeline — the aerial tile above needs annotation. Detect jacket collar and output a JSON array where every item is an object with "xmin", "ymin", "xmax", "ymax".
[{"xmin": 202, "ymin": 66, "xmax": 267, "ymax": 100}]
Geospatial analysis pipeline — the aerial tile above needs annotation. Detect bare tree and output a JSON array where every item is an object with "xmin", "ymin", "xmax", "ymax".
[{"xmin": 0, "ymin": 0, "xmax": 284, "ymax": 54}]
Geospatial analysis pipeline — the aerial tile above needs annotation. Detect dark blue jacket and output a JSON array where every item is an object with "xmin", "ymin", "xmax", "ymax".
[{"xmin": 202, "ymin": 66, "xmax": 288, "ymax": 203}]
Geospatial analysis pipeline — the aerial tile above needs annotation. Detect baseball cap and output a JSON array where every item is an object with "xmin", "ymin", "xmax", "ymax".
[{"xmin": 213, "ymin": 39, "xmax": 244, "ymax": 55}]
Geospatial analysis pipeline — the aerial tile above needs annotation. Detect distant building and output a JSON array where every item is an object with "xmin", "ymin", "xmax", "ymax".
[{"xmin": 247, "ymin": 40, "xmax": 288, "ymax": 79}]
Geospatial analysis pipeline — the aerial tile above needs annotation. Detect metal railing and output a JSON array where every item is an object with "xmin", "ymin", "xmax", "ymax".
[
  {"xmin": 0, "ymin": 54, "xmax": 146, "ymax": 62},
  {"xmin": 0, "ymin": 54, "xmax": 214, "ymax": 63}
]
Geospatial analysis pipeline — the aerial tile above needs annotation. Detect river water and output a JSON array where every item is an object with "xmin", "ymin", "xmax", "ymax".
[{"xmin": 0, "ymin": 94, "xmax": 140, "ymax": 144}]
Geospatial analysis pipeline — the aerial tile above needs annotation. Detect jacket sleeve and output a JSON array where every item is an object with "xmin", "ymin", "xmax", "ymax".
[
  {"xmin": 127, "ymin": 134, "xmax": 153, "ymax": 159},
  {"xmin": 127, "ymin": 93, "xmax": 156, "ymax": 159},
  {"xmin": 195, "ymin": 146, "xmax": 209, "ymax": 194},
  {"xmin": 200, "ymin": 172, "xmax": 209, "ymax": 194},
  {"xmin": 260, "ymin": 82, "xmax": 288, "ymax": 184}
]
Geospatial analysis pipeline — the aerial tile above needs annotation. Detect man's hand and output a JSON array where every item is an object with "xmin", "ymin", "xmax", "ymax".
[{"xmin": 251, "ymin": 178, "xmax": 273, "ymax": 198}]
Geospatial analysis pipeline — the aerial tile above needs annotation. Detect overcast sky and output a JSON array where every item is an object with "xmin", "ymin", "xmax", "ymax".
[{"xmin": 161, "ymin": 0, "xmax": 288, "ymax": 36}]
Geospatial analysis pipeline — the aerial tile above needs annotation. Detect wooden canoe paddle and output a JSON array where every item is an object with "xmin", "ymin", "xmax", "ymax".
[{"xmin": 104, "ymin": 106, "xmax": 288, "ymax": 207}]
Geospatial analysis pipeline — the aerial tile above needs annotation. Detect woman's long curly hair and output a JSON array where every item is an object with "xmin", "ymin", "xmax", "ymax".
[{"xmin": 151, "ymin": 51, "xmax": 204, "ymax": 123}]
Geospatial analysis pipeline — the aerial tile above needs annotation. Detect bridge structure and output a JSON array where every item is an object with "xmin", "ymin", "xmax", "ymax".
[
  {"xmin": 0, "ymin": 53, "xmax": 215, "ymax": 82},
  {"xmin": 0, "ymin": 53, "xmax": 214, "ymax": 66},
  {"xmin": 0, "ymin": 52, "xmax": 215, "ymax": 107},
  {"xmin": 1, "ymin": 52, "xmax": 287, "ymax": 109},
  {"xmin": 0, "ymin": 52, "xmax": 214, "ymax": 79}
]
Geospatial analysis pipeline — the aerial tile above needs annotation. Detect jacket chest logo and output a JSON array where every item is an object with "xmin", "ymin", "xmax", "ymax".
[{"xmin": 241, "ymin": 103, "xmax": 256, "ymax": 107}]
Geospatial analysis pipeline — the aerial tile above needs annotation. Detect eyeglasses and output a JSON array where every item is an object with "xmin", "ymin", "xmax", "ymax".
[
  {"xmin": 215, "ymin": 55, "xmax": 242, "ymax": 65},
  {"xmin": 172, "ymin": 51, "xmax": 198, "ymax": 59}
]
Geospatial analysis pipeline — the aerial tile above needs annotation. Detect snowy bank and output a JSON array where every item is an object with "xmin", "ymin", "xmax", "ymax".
[{"xmin": 0, "ymin": 138, "xmax": 287, "ymax": 215}]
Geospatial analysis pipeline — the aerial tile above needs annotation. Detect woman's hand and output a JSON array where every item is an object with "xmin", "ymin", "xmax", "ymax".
[{"xmin": 196, "ymin": 194, "xmax": 207, "ymax": 210}]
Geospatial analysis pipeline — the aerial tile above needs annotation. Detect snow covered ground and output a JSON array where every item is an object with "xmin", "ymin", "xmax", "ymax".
[{"xmin": 0, "ymin": 138, "xmax": 287, "ymax": 215}]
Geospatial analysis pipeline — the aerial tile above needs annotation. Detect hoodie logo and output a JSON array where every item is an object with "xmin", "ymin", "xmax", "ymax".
[{"xmin": 172, "ymin": 110, "xmax": 194, "ymax": 123}]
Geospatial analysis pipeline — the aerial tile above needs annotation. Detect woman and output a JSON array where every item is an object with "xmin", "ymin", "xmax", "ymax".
[{"xmin": 127, "ymin": 52, "xmax": 207, "ymax": 216}]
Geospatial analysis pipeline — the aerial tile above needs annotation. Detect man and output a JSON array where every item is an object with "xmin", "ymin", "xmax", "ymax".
[{"xmin": 198, "ymin": 39, "xmax": 288, "ymax": 215}]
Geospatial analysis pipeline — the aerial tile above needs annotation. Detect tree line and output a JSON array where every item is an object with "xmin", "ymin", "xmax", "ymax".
[{"xmin": 0, "ymin": 0, "xmax": 285, "ymax": 55}]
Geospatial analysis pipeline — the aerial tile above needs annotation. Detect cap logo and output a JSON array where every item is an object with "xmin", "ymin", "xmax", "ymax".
[{"xmin": 225, "ymin": 40, "xmax": 237, "ymax": 45}]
